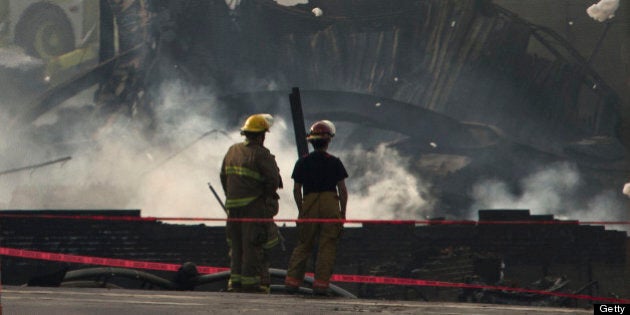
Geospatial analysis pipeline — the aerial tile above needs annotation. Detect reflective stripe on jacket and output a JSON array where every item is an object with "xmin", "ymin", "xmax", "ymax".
[{"xmin": 220, "ymin": 141, "xmax": 280, "ymax": 209}]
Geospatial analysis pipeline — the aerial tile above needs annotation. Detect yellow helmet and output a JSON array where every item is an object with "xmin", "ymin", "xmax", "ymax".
[{"xmin": 240, "ymin": 113, "xmax": 273, "ymax": 133}]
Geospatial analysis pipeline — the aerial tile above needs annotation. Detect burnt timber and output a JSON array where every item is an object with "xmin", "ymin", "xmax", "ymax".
[
  {"xmin": 8, "ymin": 0, "xmax": 629, "ymax": 218},
  {"xmin": 1, "ymin": 0, "xmax": 630, "ymax": 311},
  {"xmin": 0, "ymin": 209, "xmax": 627, "ymax": 306}
]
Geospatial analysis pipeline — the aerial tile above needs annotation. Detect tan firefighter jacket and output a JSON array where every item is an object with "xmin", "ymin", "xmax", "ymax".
[{"xmin": 220, "ymin": 141, "xmax": 280, "ymax": 210}]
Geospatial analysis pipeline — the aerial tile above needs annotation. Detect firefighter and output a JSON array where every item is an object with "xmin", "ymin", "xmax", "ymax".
[
  {"xmin": 221, "ymin": 113, "xmax": 281, "ymax": 293},
  {"xmin": 284, "ymin": 120, "xmax": 348, "ymax": 296}
]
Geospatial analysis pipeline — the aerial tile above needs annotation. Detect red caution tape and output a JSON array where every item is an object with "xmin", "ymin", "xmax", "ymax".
[
  {"xmin": 0, "ymin": 247, "xmax": 228, "ymax": 274},
  {"xmin": 328, "ymin": 274, "xmax": 630, "ymax": 303},
  {"xmin": 1, "ymin": 214, "xmax": 629, "ymax": 225},
  {"xmin": 1, "ymin": 246, "xmax": 628, "ymax": 304}
]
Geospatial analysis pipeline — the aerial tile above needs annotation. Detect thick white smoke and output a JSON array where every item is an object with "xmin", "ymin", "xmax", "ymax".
[
  {"xmin": 133, "ymin": 82, "xmax": 436, "ymax": 223},
  {"xmin": 1, "ymin": 80, "xmax": 436, "ymax": 225},
  {"xmin": 129, "ymin": 81, "xmax": 302, "ymax": 221},
  {"xmin": 0, "ymin": 47, "xmax": 43, "ymax": 70},
  {"xmin": 586, "ymin": 0, "xmax": 620, "ymax": 22},
  {"xmin": 469, "ymin": 162, "xmax": 629, "ymax": 231},
  {"xmin": 340, "ymin": 144, "xmax": 435, "ymax": 221},
  {"xmin": 1, "ymin": 89, "xmax": 151, "ymax": 210},
  {"xmin": 6, "ymin": 81, "xmax": 625, "ymax": 230},
  {"xmin": 470, "ymin": 163, "xmax": 580, "ymax": 213}
]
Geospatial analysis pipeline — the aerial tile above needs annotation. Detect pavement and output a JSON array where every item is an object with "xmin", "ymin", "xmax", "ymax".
[{"xmin": 0, "ymin": 285, "xmax": 592, "ymax": 315}]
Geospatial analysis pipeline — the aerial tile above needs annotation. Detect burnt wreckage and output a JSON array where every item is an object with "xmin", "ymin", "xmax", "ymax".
[
  {"xmin": 1, "ymin": 0, "xmax": 628, "ymax": 306},
  {"xmin": 0, "ymin": 209, "xmax": 627, "ymax": 305},
  {"xmin": 16, "ymin": 0, "xmax": 625, "ymax": 215}
]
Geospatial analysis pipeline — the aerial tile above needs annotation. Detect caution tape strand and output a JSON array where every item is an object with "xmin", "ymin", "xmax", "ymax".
[
  {"xmin": 0, "ymin": 246, "xmax": 628, "ymax": 304},
  {"xmin": 1, "ymin": 214, "xmax": 629, "ymax": 225}
]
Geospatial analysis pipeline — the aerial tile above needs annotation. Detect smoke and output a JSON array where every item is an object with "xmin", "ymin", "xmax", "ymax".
[
  {"xmin": 0, "ymin": 91, "xmax": 151, "ymax": 210},
  {"xmin": 0, "ymin": 47, "xmax": 43, "ymax": 70},
  {"xmin": 469, "ymin": 162, "xmax": 629, "ymax": 231},
  {"xmin": 129, "ymin": 81, "xmax": 301, "ymax": 221},
  {"xmin": 471, "ymin": 163, "xmax": 580, "ymax": 214},
  {"xmin": 1, "ymin": 80, "xmax": 436, "ymax": 225},
  {"xmin": 586, "ymin": 0, "xmax": 620, "ymax": 22},
  {"xmin": 133, "ymin": 82, "xmax": 437, "ymax": 223},
  {"xmin": 340, "ymin": 144, "xmax": 435, "ymax": 220}
]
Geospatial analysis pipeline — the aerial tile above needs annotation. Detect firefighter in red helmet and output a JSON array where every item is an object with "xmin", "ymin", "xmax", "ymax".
[
  {"xmin": 284, "ymin": 120, "xmax": 348, "ymax": 296},
  {"xmin": 221, "ymin": 113, "xmax": 281, "ymax": 293}
]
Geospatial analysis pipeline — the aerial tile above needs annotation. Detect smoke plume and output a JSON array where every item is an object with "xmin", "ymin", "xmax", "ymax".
[
  {"xmin": 340, "ymin": 144, "xmax": 435, "ymax": 221},
  {"xmin": 0, "ymin": 80, "xmax": 436, "ymax": 225},
  {"xmin": 469, "ymin": 162, "xmax": 629, "ymax": 231}
]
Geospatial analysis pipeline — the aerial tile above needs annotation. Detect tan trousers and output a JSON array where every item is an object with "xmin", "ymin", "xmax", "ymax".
[
  {"xmin": 227, "ymin": 197, "xmax": 267, "ymax": 287},
  {"xmin": 285, "ymin": 191, "xmax": 342, "ymax": 289}
]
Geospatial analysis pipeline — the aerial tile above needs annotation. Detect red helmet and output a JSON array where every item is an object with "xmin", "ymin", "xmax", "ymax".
[{"xmin": 306, "ymin": 120, "xmax": 335, "ymax": 140}]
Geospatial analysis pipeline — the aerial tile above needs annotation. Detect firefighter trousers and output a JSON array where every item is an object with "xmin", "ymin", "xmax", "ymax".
[
  {"xmin": 226, "ymin": 197, "xmax": 267, "ymax": 288},
  {"xmin": 260, "ymin": 222, "xmax": 280, "ymax": 286},
  {"xmin": 285, "ymin": 191, "xmax": 342, "ymax": 290}
]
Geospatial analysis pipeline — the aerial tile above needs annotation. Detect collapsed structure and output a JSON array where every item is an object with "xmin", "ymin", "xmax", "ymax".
[
  {"xmin": 0, "ymin": 209, "xmax": 627, "ymax": 306},
  {"xmin": 2, "ymin": 0, "xmax": 628, "ymax": 215},
  {"xmin": 1, "ymin": 0, "xmax": 629, "ymax": 307}
]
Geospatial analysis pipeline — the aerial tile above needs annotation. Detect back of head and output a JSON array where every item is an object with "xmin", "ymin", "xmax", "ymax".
[{"xmin": 309, "ymin": 138, "xmax": 329, "ymax": 150}]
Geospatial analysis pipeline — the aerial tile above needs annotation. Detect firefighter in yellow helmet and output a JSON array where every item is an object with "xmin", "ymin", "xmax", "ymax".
[
  {"xmin": 284, "ymin": 120, "xmax": 348, "ymax": 296},
  {"xmin": 221, "ymin": 113, "xmax": 281, "ymax": 293}
]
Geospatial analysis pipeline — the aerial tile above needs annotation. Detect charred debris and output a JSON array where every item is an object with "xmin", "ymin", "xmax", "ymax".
[
  {"xmin": 1, "ymin": 0, "xmax": 628, "ymax": 306},
  {"xmin": 0, "ymin": 209, "xmax": 628, "ymax": 306},
  {"xmin": 5, "ymin": 0, "xmax": 626, "ymax": 215}
]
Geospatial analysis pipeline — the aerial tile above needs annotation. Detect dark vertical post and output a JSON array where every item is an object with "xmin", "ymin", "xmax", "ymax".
[
  {"xmin": 289, "ymin": 87, "xmax": 309, "ymax": 157},
  {"xmin": 587, "ymin": 21, "xmax": 612, "ymax": 65},
  {"xmin": 99, "ymin": 0, "xmax": 116, "ymax": 63}
]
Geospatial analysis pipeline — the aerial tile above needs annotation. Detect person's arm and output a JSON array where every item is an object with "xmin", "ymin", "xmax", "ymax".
[
  {"xmin": 258, "ymin": 152, "xmax": 281, "ymax": 196},
  {"xmin": 257, "ymin": 151, "xmax": 281, "ymax": 217},
  {"xmin": 293, "ymin": 182, "xmax": 303, "ymax": 212},
  {"xmin": 220, "ymin": 156, "xmax": 228, "ymax": 194},
  {"xmin": 337, "ymin": 180, "xmax": 348, "ymax": 219}
]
